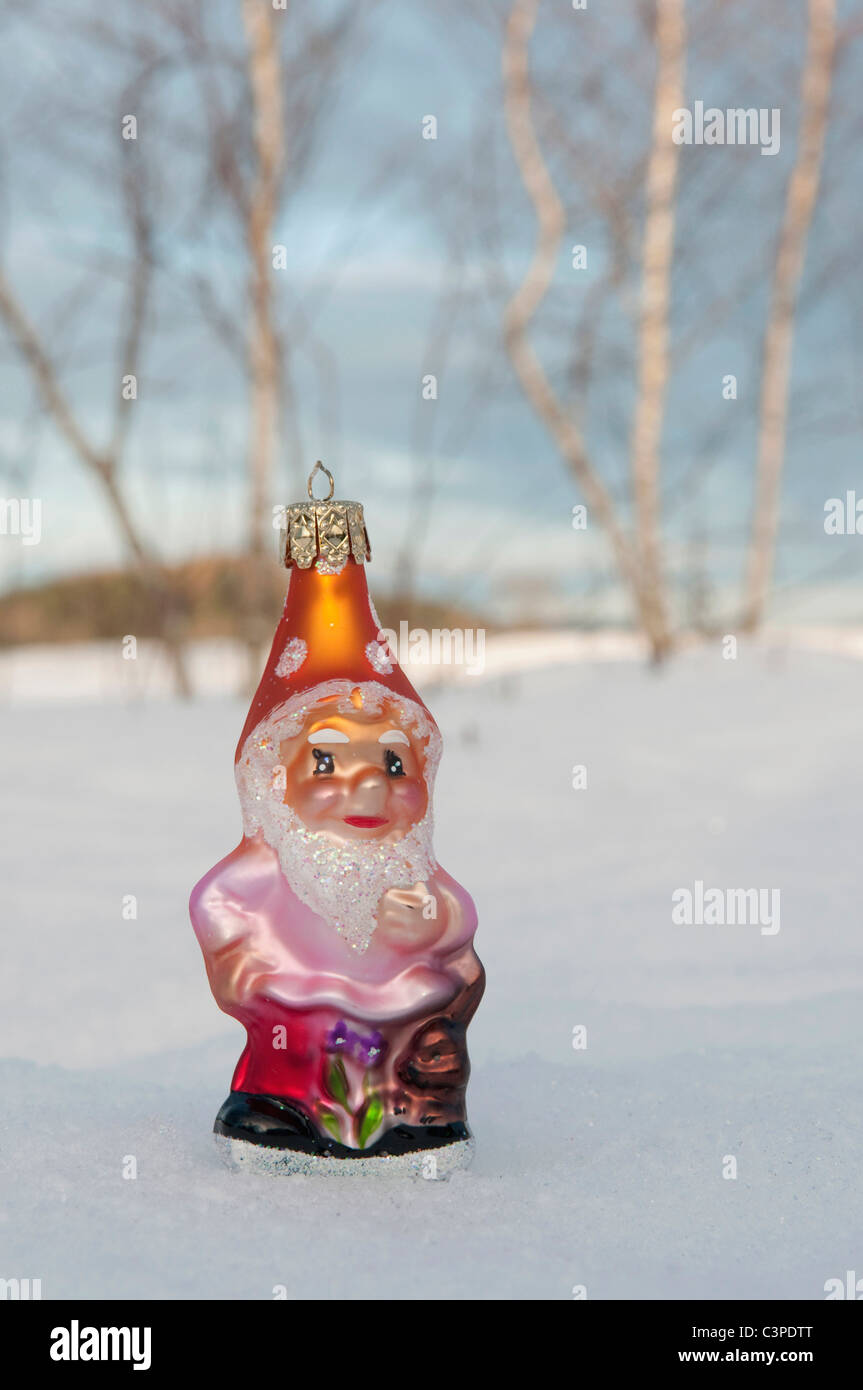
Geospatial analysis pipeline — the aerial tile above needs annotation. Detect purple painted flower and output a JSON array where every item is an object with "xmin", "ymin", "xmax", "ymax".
[
  {"xmin": 356, "ymin": 1030, "xmax": 385, "ymax": 1065},
  {"xmin": 325, "ymin": 1020, "xmax": 386, "ymax": 1067},
  {"xmin": 326, "ymin": 1020, "xmax": 351, "ymax": 1053}
]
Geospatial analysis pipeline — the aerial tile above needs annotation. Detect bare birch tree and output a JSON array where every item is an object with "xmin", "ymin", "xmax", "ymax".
[
  {"xmin": 628, "ymin": 0, "xmax": 686, "ymax": 660},
  {"xmin": 241, "ymin": 0, "xmax": 286, "ymax": 568},
  {"xmin": 235, "ymin": 0, "xmax": 287, "ymax": 672},
  {"xmin": 502, "ymin": 0, "xmax": 685, "ymax": 660},
  {"xmin": 187, "ymin": 0, "xmax": 371, "ymax": 676},
  {"xmin": 742, "ymin": 0, "xmax": 837, "ymax": 632}
]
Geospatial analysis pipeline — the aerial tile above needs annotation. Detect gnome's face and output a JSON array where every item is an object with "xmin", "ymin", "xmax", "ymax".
[
  {"xmin": 236, "ymin": 679, "xmax": 441, "ymax": 951},
  {"xmin": 279, "ymin": 698, "xmax": 428, "ymax": 842}
]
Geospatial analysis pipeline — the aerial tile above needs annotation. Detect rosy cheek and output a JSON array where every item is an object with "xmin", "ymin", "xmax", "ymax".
[
  {"xmin": 388, "ymin": 779, "xmax": 426, "ymax": 824},
  {"xmin": 288, "ymin": 780, "xmax": 342, "ymax": 821}
]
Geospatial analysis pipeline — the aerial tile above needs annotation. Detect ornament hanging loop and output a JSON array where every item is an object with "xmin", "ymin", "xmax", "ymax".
[
  {"xmin": 283, "ymin": 465, "xmax": 371, "ymax": 568},
  {"xmin": 308, "ymin": 461, "xmax": 335, "ymax": 501}
]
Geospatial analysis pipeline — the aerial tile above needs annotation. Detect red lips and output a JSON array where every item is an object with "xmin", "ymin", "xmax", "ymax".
[{"xmin": 343, "ymin": 815, "xmax": 388, "ymax": 828}]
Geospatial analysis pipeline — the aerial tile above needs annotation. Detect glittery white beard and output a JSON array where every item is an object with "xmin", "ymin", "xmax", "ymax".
[{"xmin": 255, "ymin": 798, "xmax": 437, "ymax": 953}]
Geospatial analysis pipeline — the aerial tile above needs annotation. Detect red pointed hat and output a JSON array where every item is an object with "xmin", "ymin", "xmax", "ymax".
[{"xmin": 236, "ymin": 464, "xmax": 431, "ymax": 762}]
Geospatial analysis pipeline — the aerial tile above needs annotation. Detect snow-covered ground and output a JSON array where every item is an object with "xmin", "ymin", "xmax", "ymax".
[{"xmin": 1, "ymin": 641, "xmax": 861, "ymax": 1299}]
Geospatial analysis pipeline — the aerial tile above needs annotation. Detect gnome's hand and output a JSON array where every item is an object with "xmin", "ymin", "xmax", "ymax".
[{"xmin": 376, "ymin": 882, "xmax": 444, "ymax": 951}]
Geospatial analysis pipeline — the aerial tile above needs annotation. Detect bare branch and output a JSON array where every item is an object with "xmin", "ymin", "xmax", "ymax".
[
  {"xmin": 0, "ymin": 269, "xmax": 191, "ymax": 694},
  {"xmin": 0, "ymin": 272, "xmax": 112, "ymax": 482},
  {"xmin": 501, "ymin": 0, "xmax": 640, "ymax": 609}
]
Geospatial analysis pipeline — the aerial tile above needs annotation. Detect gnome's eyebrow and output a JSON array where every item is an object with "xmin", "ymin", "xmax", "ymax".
[
  {"xmin": 307, "ymin": 727, "xmax": 350, "ymax": 743},
  {"xmin": 378, "ymin": 729, "xmax": 409, "ymax": 745}
]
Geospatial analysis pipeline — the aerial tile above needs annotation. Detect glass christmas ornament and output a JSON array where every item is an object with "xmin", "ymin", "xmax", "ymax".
[{"xmin": 190, "ymin": 464, "xmax": 485, "ymax": 1175}]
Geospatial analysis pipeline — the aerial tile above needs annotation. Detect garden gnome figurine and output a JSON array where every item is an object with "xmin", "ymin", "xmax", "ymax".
[{"xmin": 189, "ymin": 464, "xmax": 484, "ymax": 1174}]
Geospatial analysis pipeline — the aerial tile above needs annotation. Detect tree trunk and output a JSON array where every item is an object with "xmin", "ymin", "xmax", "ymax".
[
  {"xmin": 742, "ymin": 0, "xmax": 836, "ymax": 632},
  {"xmin": 241, "ymin": 0, "xmax": 286, "ymax": 682},
  {"xmin": 629, "ymin": 0, "xmax": 686, "ymax": 662}
]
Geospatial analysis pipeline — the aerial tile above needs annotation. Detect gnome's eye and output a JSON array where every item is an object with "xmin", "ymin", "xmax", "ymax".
[
  {"xmin": 385, "ymin": 749, "xmax": 405, "ymax": 777},
  {"xmin": 312, "ymin": 748, "xmax": 335, "ymax": 776}
]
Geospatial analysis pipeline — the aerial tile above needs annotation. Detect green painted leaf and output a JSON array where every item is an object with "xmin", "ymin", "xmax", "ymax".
[
  {"xmin": 326, "ymin": 1056, "xmax": 349, "ymax": 1109},
  {"xmin": 317, "ymin": 1106, "xmax": 342, "ymax": 1143},
  {"xmin": 357, "ymin": 1094, "xmax": 384, "ymax": 1149}
]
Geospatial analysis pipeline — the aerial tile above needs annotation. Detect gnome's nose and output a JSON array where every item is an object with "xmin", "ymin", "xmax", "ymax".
[{"xmin": 349, "ymin": 767, "xmax": 388, "ymax": 806}]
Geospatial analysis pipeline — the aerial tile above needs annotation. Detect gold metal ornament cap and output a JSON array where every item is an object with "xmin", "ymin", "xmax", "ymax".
[{"xmin": 279, "ymin": 461, "xmax": 371, "ymax": 572}]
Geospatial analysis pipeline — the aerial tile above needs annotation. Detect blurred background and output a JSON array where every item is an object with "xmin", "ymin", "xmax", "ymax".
[{"xmin": 1, "ymin": 0, "xmax": 861, "ymax": 699}]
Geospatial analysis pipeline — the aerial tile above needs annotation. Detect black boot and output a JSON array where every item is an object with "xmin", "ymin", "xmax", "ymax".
[
  {"xmin": 214, "ymin": 1093, "xmax": 325, "ymax": 1153},
  {"xmin": 371, "ymin": 1122, "xmax": 470, "ymax": 1155},
  {"xmin": 215, "ymin": 1092, "xmax": 471, "ymax": 1158}
]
